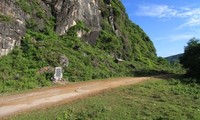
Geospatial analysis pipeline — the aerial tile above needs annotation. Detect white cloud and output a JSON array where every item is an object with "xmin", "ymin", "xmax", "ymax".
[
  {"xmin": 176, "ymin": 19, "xmax": 200, "ymax": 30},
  {"xmin": 155, "ymin": 34, "xmax": 194, "ymax": 42},
  {"xmin": 177, "ymin": 8, "xmax": 200, "ymax": 18},
  {"xmin": 137, "ymin": 4, "xmax": 177, "ymax": 18},
  {"xmin": 136, "ymin": 4, "xmax": 200, "ymax": 29},
  {"xmin": 169, "ymin": 34, "xmax": 194, "ymax": 41}
]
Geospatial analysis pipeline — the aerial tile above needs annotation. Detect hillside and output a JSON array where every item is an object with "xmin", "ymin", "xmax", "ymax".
[
  {"xmin": 0, "ymin": 0, "xmax": 157, "ymax": 92},
  {"xmin": 165, "ymin": 54, "xmax": 183, "ymax": 62}
]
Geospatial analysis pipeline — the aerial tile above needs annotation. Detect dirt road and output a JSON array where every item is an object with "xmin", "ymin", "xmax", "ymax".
[{"xmin": 0, "ymin": 77, "xmax": 150, "ymax": 118}]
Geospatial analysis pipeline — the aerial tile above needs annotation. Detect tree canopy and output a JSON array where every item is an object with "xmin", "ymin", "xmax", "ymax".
[{"xmin": 180, "ymin": 38, "xmax": 200, "ymax": 79}]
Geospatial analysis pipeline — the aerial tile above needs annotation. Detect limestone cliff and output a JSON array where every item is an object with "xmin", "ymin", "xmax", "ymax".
[
  {"xmin": 0, "ymin": 0, "xmax": 157, "ymax": 88},
  {"xmin": 0, "ymin": 0, "xmax": 102, "ymax": 56},
  {"xmin": 0, "ymin": 0, "xmax": 26, "ymax": 56},
  {"xmin": 0, "ymin": 0, "xmax": 156, "ymax": 58}
]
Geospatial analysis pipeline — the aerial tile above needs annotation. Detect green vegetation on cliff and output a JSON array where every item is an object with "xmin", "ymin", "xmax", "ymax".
[
  {"xmin": 98, "ymin": 0, "xmax": 157, "ymax": 64},
  {"xmin": 0, "ymin": 0, "xmax": 184, "ymax": 92},
  {"xmin": 0, "ymin": 13, "xmax": 12, "ymax": 22}
]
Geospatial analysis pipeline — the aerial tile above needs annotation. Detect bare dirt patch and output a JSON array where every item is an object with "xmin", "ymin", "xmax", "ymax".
[{"xmin": 0, "ymin": 77, "xmax": 150, "ymax": 118}]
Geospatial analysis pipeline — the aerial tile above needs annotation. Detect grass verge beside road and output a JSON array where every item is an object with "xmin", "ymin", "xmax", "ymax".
[{"xmin": 9, "ymin": 78, "xmax": 200, "ymax": 120}]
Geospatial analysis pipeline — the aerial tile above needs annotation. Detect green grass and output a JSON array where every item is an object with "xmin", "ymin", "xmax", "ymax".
[
  {"xmin": 9, "ymin": 78, "xmax": 200, "ymax": 120},
  {"xmin": 0, "ymin": 14, "xmax": 12, "ymax": 22}
]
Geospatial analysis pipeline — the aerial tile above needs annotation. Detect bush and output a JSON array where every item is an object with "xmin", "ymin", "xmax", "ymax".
[{"xmin": 180, "ymin": 38, "xmax": 200, "ymax": 79}]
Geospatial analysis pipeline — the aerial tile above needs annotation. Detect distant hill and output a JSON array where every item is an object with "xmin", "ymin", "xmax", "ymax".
[{"xmin": 165, "ymin": 54, "xmax": 183, "ymax": 62}]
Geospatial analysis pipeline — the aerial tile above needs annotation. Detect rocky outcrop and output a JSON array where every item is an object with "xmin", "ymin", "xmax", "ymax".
[
  {"xmin": 0, "ymin": 0, "xmax": 158, "ymax": 85},
  {"xmin": 0, "ymin": 0, "xmax": 156, "ymax": 60},
  {"xmin": 0, "ymin": 0, "xmax": 102, "ymax": 56},
  {"xmin": 43, "ymin": 0, "xmax": 101, "ymax": 38},
  {"xmin": 0, "ymin": 0, "xmax": 26, "ymax": 56},
  {"xmin": 108, "ymin": 8, "xmax": 119, "ymax": 36}
]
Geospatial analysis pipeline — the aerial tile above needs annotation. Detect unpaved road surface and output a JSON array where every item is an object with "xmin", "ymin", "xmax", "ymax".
[{"xmin": 0, "ymin": 77, "xmax": 150, "ymax": 118}]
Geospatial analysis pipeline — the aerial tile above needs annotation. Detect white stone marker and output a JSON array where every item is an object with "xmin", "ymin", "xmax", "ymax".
[{"xmin": 54, "ymin": 67, "xmax": 63, "ymax": 81}]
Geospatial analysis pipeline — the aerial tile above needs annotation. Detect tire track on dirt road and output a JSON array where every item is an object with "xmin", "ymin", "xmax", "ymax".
[{"xmin": 0, "ymin": 77, "xmax": 150, "ymax": 118}]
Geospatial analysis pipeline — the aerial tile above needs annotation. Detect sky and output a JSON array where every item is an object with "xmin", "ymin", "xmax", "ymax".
[{"xmin": 121, "ymin": 0, "xmax": 200, "ymax": 57}]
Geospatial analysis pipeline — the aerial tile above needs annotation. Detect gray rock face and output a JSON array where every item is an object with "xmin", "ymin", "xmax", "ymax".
[
  {"xmin": 59, "ymin": 55, "xmax": 69, "ymax": 67},
  {"xmin": 43, "ymin": 0, "xmax": 101, "ymax": 44},
  {"xmin": 52, "ymin": 0, "xmax": 101, "ymax": 36},
  {"xmin": 42, "ymin": 0, "xmax": 101, "ymax": 42},
  {"xmin": 44, "ymin": 0, "xmax": 102, "ymax": 44},
  {"xmin": 0, "ymin": 0, "xmax": 101, "ymax": 57},
  {"xmin": 0, "ymin": 0, "xmax": 26, "ymax": 56}
]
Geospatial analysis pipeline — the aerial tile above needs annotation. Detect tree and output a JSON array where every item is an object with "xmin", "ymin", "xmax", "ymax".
[{"xmin": 180, "ymin": 38, "xmax": 200, "ymax": 78}]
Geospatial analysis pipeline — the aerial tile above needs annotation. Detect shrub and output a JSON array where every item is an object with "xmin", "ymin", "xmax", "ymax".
[{"xmin": 180, "ymin": 38, "xmax": 200, "ymax": 79}]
